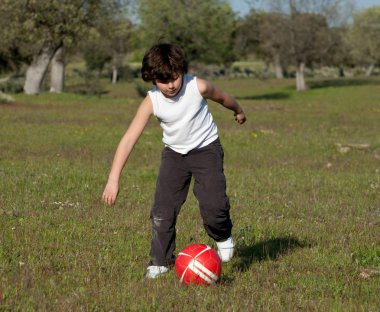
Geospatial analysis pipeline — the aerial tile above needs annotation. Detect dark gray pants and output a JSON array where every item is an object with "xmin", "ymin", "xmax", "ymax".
[{"xmin": 149, "ymin": 138, "xmax": 232, "ymax": 266}]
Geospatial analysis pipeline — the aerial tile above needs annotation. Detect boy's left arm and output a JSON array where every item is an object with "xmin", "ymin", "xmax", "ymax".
[{"xmin": 197, "ymin": 78, "xmax": 246, "ymax": 124}]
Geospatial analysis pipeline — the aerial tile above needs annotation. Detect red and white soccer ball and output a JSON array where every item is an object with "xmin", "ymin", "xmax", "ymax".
[{"xmin": 174, "ymin": 243, "xmax": 222, "ymax": 286}]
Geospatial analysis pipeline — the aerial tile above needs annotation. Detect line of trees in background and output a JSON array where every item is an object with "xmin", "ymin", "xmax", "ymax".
[{"xmin": 0, "ymin": 0, "xmax": 379, "ymax": 95}]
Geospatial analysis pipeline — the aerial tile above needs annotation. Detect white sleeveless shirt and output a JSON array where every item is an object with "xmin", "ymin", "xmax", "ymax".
[{"xmin": 148, "ymin": 75, "xmax": 218, "ymax": 154}]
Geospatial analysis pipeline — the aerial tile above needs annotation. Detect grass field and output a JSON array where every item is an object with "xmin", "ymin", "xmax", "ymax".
[{"xmin": 0, "ymin": 76, "xmax": 379, "ymax": 311}]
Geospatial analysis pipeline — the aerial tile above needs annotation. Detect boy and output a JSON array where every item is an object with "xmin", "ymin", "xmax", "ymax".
[{"xmin": 102, "ymin": 43, "xmax": 246, "ymax": 278}]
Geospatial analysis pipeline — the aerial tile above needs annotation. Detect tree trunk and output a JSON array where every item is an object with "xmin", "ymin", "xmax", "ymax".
[
  {"xmin": 365, "ymin": 63, "xmax": 375, "ymax": 77},
  {"xmin": 273, "ymin": 53, "xmax": 284, "ymax": 79},
  {"xmin": 338, "ymin": 66, "xmax": 345, "ymax": 77},
  {"xmin": 50, "ymin": 46, "xmax": 65, "ymax": 93},
  {"xmin": 24, "ymin": 42, "xmax": 61, "ymax": 95},
  {"xmin": 296, "ymin": 62, "xmax": 307, "ymax": 91},
  {"xmin": 111, "ymin": 65, "xmax": 118, "ymax": 84}
]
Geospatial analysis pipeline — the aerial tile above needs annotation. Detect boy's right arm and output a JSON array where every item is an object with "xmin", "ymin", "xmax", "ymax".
[{"xmin": 102, "ymin": 96, "xmax": 153, "ymax": 206}]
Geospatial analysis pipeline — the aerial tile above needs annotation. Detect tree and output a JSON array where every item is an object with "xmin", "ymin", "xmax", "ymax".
[
  {"xmin": 234, "ymin": 12, "xmax": 260, "ymax": 60},
  {"xmin": 290, "ymin": 12, "xmax": 331, "ymax": 90},
  {"xmin": 261, "ymin": 0, "xmax": 353, "ymax": 91},
  {"xmin": 318, "ymin": 26, "xmax": 352, "ymax": 77},
  {"xmin": 0, "ymin": 1, "xmax": 32, "ymax": 75},
  {"xmin": 78, "ymin": 18, "xmax": 134, "ymax": 84},
  {"xmin": 237, "ymin": 9, "xmax": 330, "ymax": 88},
  {"xmin": 82, "ymin": 29, "xmax": 113, "ymax": 75},
  {"xmin": 348, "ymin": 6, "xmax": 380, "ymax": 76},
  {"xmin": 266, "ymin": 0, "xmax": 354, "ymax": 26},
  {"xmin": 0, "ymin": 0, "xmax": 127, "ymax": 94},
  {"xmin": 238, "ymin": 11, "xmax": 292, "ymax": 79},
  {"xmin": 101, "ymin": 19, "xmax": 134, "ymax": 83},
  {"xmin": 49, "ymin": 46, "xmax": 66, "ymax": 93},
  {"xmin": 137, "ymin": 0, "xmax": 237, "ymax": 66},
  {"xmin": 258, "ymin": 12, "xmax": 292, "ymax": 79}
]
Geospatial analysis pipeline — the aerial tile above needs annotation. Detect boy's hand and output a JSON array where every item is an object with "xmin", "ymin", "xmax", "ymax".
[
  {"xmin": 234, "ymin": 111, "xmax": 246, "ymax": 124},
  {"xmin": 102, "ymin": 180, "xmax": 119, "ymax": 206}
]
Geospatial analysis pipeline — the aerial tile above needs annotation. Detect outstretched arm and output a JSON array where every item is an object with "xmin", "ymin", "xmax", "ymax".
[
  {"xmin": 102, "ymin": 96, "xmax": 153, "ymax": 205},
  {"xmin": 197, "ymin": 78, "xmax": 246, "ymax": 124}
]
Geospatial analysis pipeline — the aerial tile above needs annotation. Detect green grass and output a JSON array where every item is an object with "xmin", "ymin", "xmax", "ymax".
[{"xmin": 0, "ymin": 76, "xmax": 379, "ymax": 311}]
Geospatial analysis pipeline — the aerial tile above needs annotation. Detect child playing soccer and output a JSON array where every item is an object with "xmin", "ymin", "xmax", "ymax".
[{"xmin": 102, "ymin": 43, "xmax": 246, "ymax": 278}]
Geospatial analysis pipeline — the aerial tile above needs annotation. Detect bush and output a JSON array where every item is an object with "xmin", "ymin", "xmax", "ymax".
[
  {"xmin": 135, "ymin": 82, "xmax": 151, "ymax": 98},
  {"xmin": 84, "ymin": 50, "xmax": 112, "ymax": 73},
  {"xmin": 0, "ymin": 77, "xmax": 24, "ymax": 93},
  {"xmin": 0, "ymin": 91, "xmax": 15, "ymax": 103},
  {"xmin": 106, "ymin": 64, "xmax": 137, "ymax": 82},
  {"xmin": 66, "ymin": 71, "xmax": 108, "ymax": 97}
]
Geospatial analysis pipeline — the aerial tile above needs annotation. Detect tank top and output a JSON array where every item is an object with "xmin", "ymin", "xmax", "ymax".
[{"xmin": 148, "ymin": 75, "xmax": 218, "ymax": 154}]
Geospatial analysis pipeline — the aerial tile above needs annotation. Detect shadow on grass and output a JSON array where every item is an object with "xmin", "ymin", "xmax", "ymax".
[
  {"xmin": 235, "ymin": 92, "xmax": 291, "ymax": 101},
  {"xmin": 309, "ymin": 78, "xmax": 380, "ymax": 89},
  {"xmin": 234, "ymin": 236, "xmax": 309, "ymax": 272}
]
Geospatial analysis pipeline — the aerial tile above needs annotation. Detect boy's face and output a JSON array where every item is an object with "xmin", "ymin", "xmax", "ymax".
[{"xmin": 155, "ymin": 75, "xmax": 183, "ymax": 98}]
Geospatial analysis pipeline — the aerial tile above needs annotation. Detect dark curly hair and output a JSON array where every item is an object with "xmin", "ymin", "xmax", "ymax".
[{"xmin": 141, "ymin": 44, "xmax": 188, "ymax": 83}]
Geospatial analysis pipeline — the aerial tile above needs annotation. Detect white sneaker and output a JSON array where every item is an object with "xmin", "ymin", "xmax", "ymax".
[
  {"xmin": 145, "ymin": 265, "xmax": 169, "ymax": 279},
  {"xmin": 216, "ymin": 236, "xmax": 234, "ymax": 262}
]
